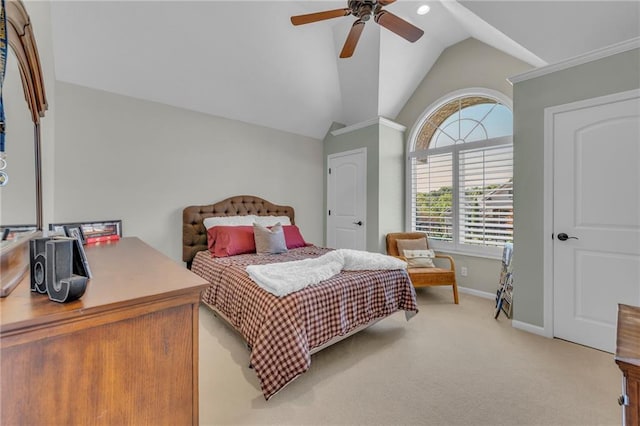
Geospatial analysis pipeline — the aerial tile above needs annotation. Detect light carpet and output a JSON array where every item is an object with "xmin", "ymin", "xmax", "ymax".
[{"xmin": 199, "ymin": 287, "xmax": 621, "ymax": 425}]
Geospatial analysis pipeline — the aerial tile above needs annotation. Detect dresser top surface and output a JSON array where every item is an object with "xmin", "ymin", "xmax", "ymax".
[{"xmin": 1, "ymin": 237, "xmax": 208, "ymax": 333}]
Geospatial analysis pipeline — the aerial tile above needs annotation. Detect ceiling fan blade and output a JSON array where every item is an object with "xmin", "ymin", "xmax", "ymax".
[
  {"xmin": 378, "ymin": 0, "xmax": 397, "ymax": 5},
  {"xmin": 374, "ymin": 10, "xmax": 424, "ymax": 42},
  {"xmin": 340, "ymin": 20, "xmax": 366, "ymax": 58},
  {"xmin": 291, "ymin": 8, "xmax": 351, "ymax": 26}
]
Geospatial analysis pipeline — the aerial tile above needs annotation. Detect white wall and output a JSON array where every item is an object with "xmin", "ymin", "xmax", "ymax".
[{"xmin": 54, "ymin": 82, "xmax": 324, "ymax": 262}]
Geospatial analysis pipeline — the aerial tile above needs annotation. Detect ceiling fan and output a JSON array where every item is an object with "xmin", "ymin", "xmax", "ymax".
[{"xmin": 290, "ymin": 0, "xmax": 424, "ymax": 58}]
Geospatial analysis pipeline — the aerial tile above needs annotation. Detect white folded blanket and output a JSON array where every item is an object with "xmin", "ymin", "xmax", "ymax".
[{"xmin": 246, "ymin": 249, "xmax": 407, "ymax": 297}]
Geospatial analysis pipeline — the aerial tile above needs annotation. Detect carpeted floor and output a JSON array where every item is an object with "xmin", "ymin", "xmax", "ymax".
[{"xmin": 199, "ymin": 287, "xmax": 621, "ymax": 425}]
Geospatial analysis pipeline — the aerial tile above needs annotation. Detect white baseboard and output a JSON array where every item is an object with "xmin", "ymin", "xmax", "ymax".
[
  {"xmin": 458, "ymin": 286, "xmax": 551, "ymax": 338},
  {"xmin": 458, "ymin": 286, "xmax": 494, "ymax": 300},
  {"xmin": 512, "ymin": 320, "xmax": 549, "ymax": 337}
]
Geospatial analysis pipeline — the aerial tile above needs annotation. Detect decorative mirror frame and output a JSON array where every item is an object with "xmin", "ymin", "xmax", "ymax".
[
  {"xmin": 6, "ymin": 0, "xmax": 48, "ymax": 228},
  {"xmin": 1, "ymin": 0, "xmax": 48, "ymax": 297}
]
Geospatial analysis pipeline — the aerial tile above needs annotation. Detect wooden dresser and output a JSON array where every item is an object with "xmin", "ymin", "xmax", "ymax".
[
  {"xmin": 616, "ymin": 303, "xmax": 640, "ymax": 426},
  {"xmin": 0, "ymin": 237, "xmax": 209, "ymax": 425}
]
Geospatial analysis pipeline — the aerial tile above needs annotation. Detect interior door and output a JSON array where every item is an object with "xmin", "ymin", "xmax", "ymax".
[
  {"xmin": 326, "ymin": 148, "xmax": 366, "ymax": 250},
  {"xmin": 552, "ymin": 90, "xmax": 640, "ymax": 353}
]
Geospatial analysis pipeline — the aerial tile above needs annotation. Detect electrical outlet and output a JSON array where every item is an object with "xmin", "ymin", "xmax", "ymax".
[{"xmin": 461, "ymin": 267, "xmax": 468, "ymax": 277}]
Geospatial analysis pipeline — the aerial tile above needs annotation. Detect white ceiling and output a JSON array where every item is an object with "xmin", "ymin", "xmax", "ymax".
[{"xmin": 49, "ymin": 1, "xmax": 640, "ymax": 139}]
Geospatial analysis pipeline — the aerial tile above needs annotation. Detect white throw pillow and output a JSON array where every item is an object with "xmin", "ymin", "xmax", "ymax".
[
  {"xmin": 203, "ymin": 215, "xmax": 257, "ymax": 229},
  {"xmin": 253, "ymin": 222, "xmax": 288, "ymax": 255},
  {"xmin": 403, "ymin": 249, "xmax": 436, "ymax": 268}
]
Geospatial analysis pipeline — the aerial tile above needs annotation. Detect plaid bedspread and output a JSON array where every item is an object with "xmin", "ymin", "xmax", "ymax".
[{"xmin": 192, "ymin": 246, "xmax": 418, "ymax": 400}]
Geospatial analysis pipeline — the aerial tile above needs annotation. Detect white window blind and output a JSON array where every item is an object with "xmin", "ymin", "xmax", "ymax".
[
  {"xmin": 458, "ymin": 143, "xmax": 513, "ymax": 248},
  {"xmin": 411, "ymin": 153, "xmax": 453, "ymax": 242}
]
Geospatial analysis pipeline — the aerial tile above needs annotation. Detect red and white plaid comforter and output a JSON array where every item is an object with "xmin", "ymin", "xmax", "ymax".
[{"xmin": 191, "ymin": 246, "xmax": 418, "ymax": 400}]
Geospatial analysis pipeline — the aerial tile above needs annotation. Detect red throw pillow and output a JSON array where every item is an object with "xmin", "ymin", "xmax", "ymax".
[
  {"xmin": 207, "ymin": 226, "xmax": 256, "ymax": 257},
  {"xmin": 282, "ymin": 225, "xmax": 308, "ymax": 249},
  {"xmin": 207, "ymin": 226, "xmax": 218, "ymax": 252}
]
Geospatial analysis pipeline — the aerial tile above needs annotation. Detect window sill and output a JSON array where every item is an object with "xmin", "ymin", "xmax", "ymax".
[{"xmin": 431, "ymin": 248, "xmax": 502, "ymax": 261}]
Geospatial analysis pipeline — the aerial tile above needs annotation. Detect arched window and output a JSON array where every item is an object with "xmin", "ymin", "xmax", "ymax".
[{"xmin": 407, "ymin": 89, "xmax": 513, "ymax": 257}]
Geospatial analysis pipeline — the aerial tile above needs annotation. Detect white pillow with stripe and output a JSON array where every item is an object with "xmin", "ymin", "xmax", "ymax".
[{"xmin": 403, "ymin": 249, "xmax": 436, "ymax": 268}]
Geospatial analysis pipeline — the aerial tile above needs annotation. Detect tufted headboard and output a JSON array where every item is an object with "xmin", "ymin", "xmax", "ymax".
[{"xmin": 182, "ymin": 195, "xmax": 295, "ymax": 267}]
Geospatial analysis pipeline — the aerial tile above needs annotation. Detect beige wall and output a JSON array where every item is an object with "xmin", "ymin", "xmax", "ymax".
[
  {"xmin": 323, "ymin": 119, "xmax": 405, "ymax": 253},
  {"xmin": 0, "ymin": 50, "xmax": 35, "ymax": 225},
  {"xmin": 324, "ymin": 122, "xmax": 380, "ymax": 252},
  {"xmin": 14, "ymin": 3, "xmax": 323, "ymax": 263},
  {"xmin": 30, "ymin": 0, "xmax": 57, "ymax": 230},
  {"xmin": 395, "ymin": 37, "xmax": 532, "ymax": 295},
  {"xmin": 377, "ymin": 122, "xmax": 405, "ymax": 253},
  {"xmin": 396, "ymin": 37, "xmax": 532, "ymax": 133},
  {"xmin": 513, "ymin": 47, "xmax": 640, "ymax": 327},
  {"xmin": 54, "ymin": 82, "xmax": 324, "ymax": 261}
]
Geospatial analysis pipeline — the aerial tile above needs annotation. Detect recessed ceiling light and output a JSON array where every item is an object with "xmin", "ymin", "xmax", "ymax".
[{"xmin": 417, "ymin": 4, "xmax": 431, "ymax": 15}]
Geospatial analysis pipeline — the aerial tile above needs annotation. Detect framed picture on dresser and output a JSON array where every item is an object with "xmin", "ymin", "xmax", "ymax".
[
  {"xmin": 50, "ymin": 220, "xmax": 122, "ymax": 244},
  {"xmin": 0, "ymin": 224, "xmax": 37, "ymax": 241},
  {"xmin": 63, "ymin": 225, "xmax": 85, "ymax": 244}
]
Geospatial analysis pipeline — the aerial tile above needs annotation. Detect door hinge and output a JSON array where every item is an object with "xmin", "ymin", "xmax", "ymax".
[
  {"xmin": 328, "ymin": 210, "xmax": 331, "ymax": 216},
  {"xmin": 328, "ymin": 168, "xmax": 331, "ymax": 174}
]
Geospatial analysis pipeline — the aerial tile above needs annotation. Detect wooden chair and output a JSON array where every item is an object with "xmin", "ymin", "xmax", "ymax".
[{"xmin": 386, "ymin": 232, "xmax": 459, "ymax": 304}]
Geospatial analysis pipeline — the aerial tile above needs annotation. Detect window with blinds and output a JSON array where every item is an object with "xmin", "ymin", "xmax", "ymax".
[
  {"xmin": 458, "ymin": 143, "xmax": 513, "ymax": 248},
  {"xmin": 411, "ymin": 153, "xmax": 453, "ymax": 241},
  {"xmin": 408, "ymin": 92, "xmax": 513, "ymax": 257}
]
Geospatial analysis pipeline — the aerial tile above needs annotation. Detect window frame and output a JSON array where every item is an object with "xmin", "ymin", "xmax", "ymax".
[{"xmin": 405, "ymin": 88, "xmax": 513, "ymax": 259}]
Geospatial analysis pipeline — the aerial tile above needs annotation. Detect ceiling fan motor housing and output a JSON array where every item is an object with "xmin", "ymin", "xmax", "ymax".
[{"xmin": 349, "ymin": 0, "xmax": 376, "ymax": 21}]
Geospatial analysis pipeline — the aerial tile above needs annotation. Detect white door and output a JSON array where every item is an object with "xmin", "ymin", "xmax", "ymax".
[
  {"xmin": 552, "ymin": 90, "xmax": 640, "ymax": 353},
  {"xmin": 327, "ymin": 148, "xmax": 366, "ymax": 250}
]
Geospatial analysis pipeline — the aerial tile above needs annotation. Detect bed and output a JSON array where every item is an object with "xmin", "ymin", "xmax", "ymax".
[{"xmin": 183, "ymin": 195, "xmax": 418, "ymax": 400}]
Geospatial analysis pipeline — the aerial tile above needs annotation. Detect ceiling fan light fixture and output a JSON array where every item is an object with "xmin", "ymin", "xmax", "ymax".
[{"xmin": 417, "ymin": 4, "xmax": 431, "ymax": 15}]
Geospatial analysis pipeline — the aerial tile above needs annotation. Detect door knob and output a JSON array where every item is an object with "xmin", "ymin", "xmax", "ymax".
[
  {"xmin": 618, "ymin": 394, "xmax": 628, "ymax": 406},
  {"xmin": 557, "ymin": 233, "xmax": 579, "ymax": 241},
  {"xmin": 353, "ymin": 221, "xmax": 363, "ymax": 226}
]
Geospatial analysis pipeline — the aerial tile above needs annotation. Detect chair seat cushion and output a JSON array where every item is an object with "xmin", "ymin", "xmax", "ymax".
[
  {"xmin": 409, "ymin": 267, "xmax": 452, "ymax": 274},
  {"xmin": 408, "ymin": 268, "xmax": 455, "ymax": 287}
]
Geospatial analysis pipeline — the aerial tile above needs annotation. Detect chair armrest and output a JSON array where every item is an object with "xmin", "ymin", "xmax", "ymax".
[
  {"xmin": 435, "ymin": 253, "xmax": 456, "ymax": 272},
  {"xmin": 390, "ymin": 254, "xmax": 408, "ymax": 262}
]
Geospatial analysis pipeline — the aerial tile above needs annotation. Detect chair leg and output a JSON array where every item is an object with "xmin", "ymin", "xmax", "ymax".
[{"xmin": 452, "ymin": 279, "xmax": 459, "ymax": 304}]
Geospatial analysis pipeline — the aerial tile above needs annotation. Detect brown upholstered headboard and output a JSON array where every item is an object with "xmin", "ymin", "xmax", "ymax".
[{"xmin": 182, "ymin": 195, "xmax": 295, "ymax": 267}]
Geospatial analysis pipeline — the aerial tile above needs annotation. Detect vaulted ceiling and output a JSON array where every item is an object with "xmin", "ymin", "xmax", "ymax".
[{"xmin": 49, "ymin": 1, "xmax": 640, "ymax": 139}]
